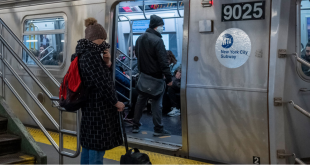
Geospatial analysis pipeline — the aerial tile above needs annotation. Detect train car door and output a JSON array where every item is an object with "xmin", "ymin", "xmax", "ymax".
[
  {"xmin": 184, "ymin": 0, "xmax": 271, "ymax": 164},
  {"xmin": 106, "ymin": 0, "xmax": 188, "ymax": 157}
]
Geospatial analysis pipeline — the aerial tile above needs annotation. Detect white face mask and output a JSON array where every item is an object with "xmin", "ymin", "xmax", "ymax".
[{"xmin": 156, "ymin": 26, "xmax": 164, "ymax": 34}]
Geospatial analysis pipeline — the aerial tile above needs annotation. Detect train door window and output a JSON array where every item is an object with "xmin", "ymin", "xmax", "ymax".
[{"xmin": 22, "ymin": 15, "xmax": 66, "ymax": 67}]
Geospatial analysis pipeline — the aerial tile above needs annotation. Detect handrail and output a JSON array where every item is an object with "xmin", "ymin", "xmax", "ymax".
[
  {"xmin": 1, "ymin": 58, "xmax": 59, "ymax": 130},
  {"xmin": 0, "ymin": 35, "xmax": 54, "ymax": 98},
  {"xmin": 117, "ymin": 48, "xmax": 131, "ymax": 60},
  {"xmin": 39, "ymin": 45, "xmax": 55, "ymax": 62},
  {"xmin": 118, "ymin": 15, "xmax": 133, "ymax": 105},
  {"xmin": 288, "ymin": 101, "xmax": 310, "ymax": 119},
  {"xmin": 177, "ymin": 1, "xmax": 182, "ymax": 17},
  {"xmin": 116, "ymin": 69, "xmax": 130, "ymax": 80},
  {"xmin": 277, "ymin": 151, "xmax": 306, "ymax": 164},
  {"xmin": 0, "ymin": 18, "xmax": 60, "ymax": 88},
  {"xmin": 115, "ymin": 80, "xmax": 131, "ymax": 91},
  {"xmin": 116, "ymin": 58, "xmax": 132, "ymax": 70},
  {"xmin": 116, "ymin": 91, "xmax": 130, "ymax": 101},
  {"xmin": 2, "ymin": 78, "xmax": 60, "ymax": 151},
  {"xmin": 291, "ymin": 53, "xmax": 310, "ymax": 68},
  {"xmin": 143, "ymin": 0, "xmax": 147, "ymax": 19},
  {"xmin": 295, "ymin": 157, "xmax": 306, "ymax": 165},
  {"xmin": 0, "ymin": 18, "xmax": 80, "ymax": 163},
  {"xmin": 40, "ymin": 49, "xmax": 55, "ymax": 62}
]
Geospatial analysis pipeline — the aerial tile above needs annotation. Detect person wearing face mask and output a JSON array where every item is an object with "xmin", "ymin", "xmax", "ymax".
[
  {"xmin": 71, "ymin": 17, "xmax": 125, "ymax": 164},
  {"xmin": 133, "ymin": 15, "xmax": 173, "ymax": 136}
]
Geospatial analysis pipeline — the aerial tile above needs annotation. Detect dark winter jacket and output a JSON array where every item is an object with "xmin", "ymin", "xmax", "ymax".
[
  {"xmin": 72, "ymin": 39, "xmax": 123, "ymax": 151},
  {"xmin": 135, "ymin": 28, "xmax": 172, "ymax": 83},
  {"xmin": 171, "ymin": 77, "xmax": 181, "ymax": 91},
  {"xmin": 301, "ymin": 53, "xmax": 310, "ymax": 76},
  {"xmin": 122, "ymin": 57, "xmax": 139, "ymax": 76}
]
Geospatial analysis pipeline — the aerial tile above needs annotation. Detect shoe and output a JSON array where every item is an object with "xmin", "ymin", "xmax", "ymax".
[
  {"xmin": 132, "ymin": 126, "xmax": 140, "ymax": 133},
  {"xmin": 167, "ymin": 107, "xmax": 180, "ymax": 117},
  {"xmin": 153, "ymin": 129, "xmax": 171, "ymax": 137}
]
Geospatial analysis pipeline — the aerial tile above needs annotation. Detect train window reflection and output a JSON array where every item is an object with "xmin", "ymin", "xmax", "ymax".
[
  {"xmin": 22, "ymin": 16, "xmax": 65, "ymax": 66},
  {"xmin": 24, "ymin": 17, "xmax": 65, "ymax": 31}
]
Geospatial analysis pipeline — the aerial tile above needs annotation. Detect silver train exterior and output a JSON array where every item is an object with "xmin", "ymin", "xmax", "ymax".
[{"xmin": 0, "ymin": 0, "xmax": 308, "ymax": 164}]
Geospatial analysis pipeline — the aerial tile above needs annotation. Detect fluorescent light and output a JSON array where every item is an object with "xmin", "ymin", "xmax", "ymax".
[
  {"xmin": 61, "ymin": 40, "xmax": 65, "ymax": 42},
  {"xmin": 26, "ymin": 40, "xmax": 38, "ymax": 42}
]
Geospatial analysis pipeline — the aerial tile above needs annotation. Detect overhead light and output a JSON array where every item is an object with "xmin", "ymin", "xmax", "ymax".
[
  {"xmin": 61, "ymin": 40, "xmax": 64, "ymax": 42},
  {"xmin": 26, "ymin": 40, "xmax": 38, "ymax": 42}
]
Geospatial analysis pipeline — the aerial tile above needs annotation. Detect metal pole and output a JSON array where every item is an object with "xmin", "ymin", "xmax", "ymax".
[
  {"xmin": 289, "ymin": 101, "xmax": 310, "ymax": 119},
  {"xmin": 143, "ymin": 0, "xmax": 147, "ymax": 19},
  {"xmin": 118, "ymin": 15, "xmax": 134, "ymax": 106},
  {"xmin": 1, "ymin": 24, "xmax": 4, "ymax": 100},
  {"xmin": 177, "ymin": 1, "xmax": 182, "ymax": 17},
  {"xmin": 129, "ymin": 20, "xmax": 133, "ymax": 105},
  {"xmin": 295, "ymin": 158, "xmax": 306, "ymax": 165},
  {"xmin": 59, "ymin": 110, "xmax": 63, "ymax": 164}
]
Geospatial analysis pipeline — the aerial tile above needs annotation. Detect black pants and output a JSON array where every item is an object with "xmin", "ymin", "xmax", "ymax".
[
  {"xmin": 127, "ymin": 88, "xmax": 138, "ymax": 119},
  {"xmin": 167, "ymin": 87, "xmax": 180, "ymax": 109}
]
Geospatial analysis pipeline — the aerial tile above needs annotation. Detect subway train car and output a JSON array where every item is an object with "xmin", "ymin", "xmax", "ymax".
[{"xmin": 0, "ymin": 0, "xmax": 309, "ymax": 164}]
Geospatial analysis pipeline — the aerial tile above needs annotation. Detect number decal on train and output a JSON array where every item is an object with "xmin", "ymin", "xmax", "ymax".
[{"xmin": 222, "ymin": 1, "xmax": 265, "ymax": 22}]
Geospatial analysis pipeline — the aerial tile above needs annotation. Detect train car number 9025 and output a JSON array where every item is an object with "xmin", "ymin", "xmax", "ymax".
[{"xmin": 222, "ymin": 1, "xmax": 265, "ymax": 22}]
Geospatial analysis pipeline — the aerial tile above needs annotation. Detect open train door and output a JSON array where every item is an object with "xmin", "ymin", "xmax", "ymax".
[{"xmin": 105, "ymin": 0, "xmax": 189, "ymax": 159}]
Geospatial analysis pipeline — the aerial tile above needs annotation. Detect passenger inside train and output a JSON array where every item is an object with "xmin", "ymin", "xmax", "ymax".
[
  {"xmin": 22, "ymin": 17, "xmax": 65, "ymax": 66},
  {"xmin": 117, "ymin": 1, "xmax": 183, "ymax": 142},
  {"xmin": 301, "ymin": 43, "xmax": 310, "ymax": 76}
]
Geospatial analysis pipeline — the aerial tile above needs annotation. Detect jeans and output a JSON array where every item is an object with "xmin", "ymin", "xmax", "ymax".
[
  {"xmin": 133, "ymin": 91, "xmax": 164, "ymax": 132},
  {"xmin": 80, "ymin": 147, "xmax": 106, "ymax": 164}
]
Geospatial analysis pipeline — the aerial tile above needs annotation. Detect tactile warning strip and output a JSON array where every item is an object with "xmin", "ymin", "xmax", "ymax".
[{"xmin": 26, "ymin": 127, "xmax": 207, "ymax": 164}]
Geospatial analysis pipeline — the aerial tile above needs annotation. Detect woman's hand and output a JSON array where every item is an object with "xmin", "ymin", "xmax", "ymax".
[
  {"xmin": 103, "ymin": 49, "xmax": 112, "ymax": 68},
  {"xmin": 115, "ymin": 101, "xmax": 125, "ymax": 112}
]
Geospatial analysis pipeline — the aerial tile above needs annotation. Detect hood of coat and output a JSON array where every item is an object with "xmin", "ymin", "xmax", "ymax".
[{"xmin": 146, "ymin": 28, "xmax": 162, "ymax": 38}]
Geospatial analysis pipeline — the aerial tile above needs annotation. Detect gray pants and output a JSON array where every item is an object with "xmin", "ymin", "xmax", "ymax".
[{"xmin": 133, "ymin": 91, "xmax": 164, "ymax": 132}]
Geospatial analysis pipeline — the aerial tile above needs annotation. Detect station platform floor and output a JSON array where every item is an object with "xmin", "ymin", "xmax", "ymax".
[{"xmin": 25, "ymin": 112, "xmax": 207, "ymax": 164}]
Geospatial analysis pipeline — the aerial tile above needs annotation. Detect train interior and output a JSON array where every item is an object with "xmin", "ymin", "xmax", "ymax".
[
  {"xmin": 115, "ymin": 1, "xmax": 184, "ymax": 146},
  {"xmin": 300, "ymin": 1, "xmax": 310, "ymax": 76}
]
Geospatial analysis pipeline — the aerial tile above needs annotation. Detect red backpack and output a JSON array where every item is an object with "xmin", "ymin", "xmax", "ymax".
[{"xmin": 59, "ymin": 54, "xmax": 88, "ymax": 112}]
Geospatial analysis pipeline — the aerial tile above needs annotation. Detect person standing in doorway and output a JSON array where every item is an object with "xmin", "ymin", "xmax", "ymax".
[
  {"xmin": 73, "ymin": 17, "xmax": 125, "ymax": 164},
  {"xmin": 133, "ymin": 15, "xmax": 173, "ymax": 136},
  {"xmin": 41, "ymin": 34, "xmax": 50, "ymax": 48}
]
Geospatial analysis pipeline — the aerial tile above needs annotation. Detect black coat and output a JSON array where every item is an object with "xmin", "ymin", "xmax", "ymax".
[
  {"xmin": 73, "ymin": 39, "xmax": 123, "ymax": 151},
  {"xmin": 135, "ymin": 28, "xmax": 172, "ymax": 83}
]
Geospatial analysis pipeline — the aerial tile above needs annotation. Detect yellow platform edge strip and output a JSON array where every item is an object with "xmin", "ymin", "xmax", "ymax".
[{"xmin": 26, "ymin": 127, "xmax": 208, "ymax": 164}]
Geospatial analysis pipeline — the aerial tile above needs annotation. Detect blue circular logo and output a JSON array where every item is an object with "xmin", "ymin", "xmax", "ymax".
[{"xmin": 221, "ymin": 34, "xmax": 233, "ymax": 49}]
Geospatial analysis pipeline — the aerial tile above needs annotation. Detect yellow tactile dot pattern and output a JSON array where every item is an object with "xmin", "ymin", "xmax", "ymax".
[{"xmin": 26, "ymin": 127, "xmax": 207, "ymax": 164}]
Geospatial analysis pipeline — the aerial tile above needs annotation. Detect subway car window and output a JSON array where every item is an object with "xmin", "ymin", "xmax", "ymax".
[
  {"xmin": 300, "ymin": 2, "xmax": 310, "ymax": 76},
  {"xmin": 24, "ymin": 17, "xmax": 65, "ymax": 31},
  {"xmin": 22, "ymin": 17, "xmax": 65, "ymax": 66}
]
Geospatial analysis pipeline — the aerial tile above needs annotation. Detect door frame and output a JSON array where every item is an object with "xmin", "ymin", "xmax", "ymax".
[{"xmin": 105, "ymin": 0, "xmax": 191, "ymax": 157}]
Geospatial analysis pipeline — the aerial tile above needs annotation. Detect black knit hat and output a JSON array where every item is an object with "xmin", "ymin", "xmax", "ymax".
[{"xmin": 149, "ymin": 15, "xmax": 164, "ymax": 29}]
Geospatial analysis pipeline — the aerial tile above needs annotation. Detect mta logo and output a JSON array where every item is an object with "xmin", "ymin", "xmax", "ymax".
[{"xmin": 222, "ymin": 34, "xmax": 233, "ymax": 49}]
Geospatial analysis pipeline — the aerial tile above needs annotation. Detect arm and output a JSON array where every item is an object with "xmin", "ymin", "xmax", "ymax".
[
  {"xmin": 84, "ymin": 54, "xmax": 118, "ymax": 105},
  {"xmin": 155, "ymin": 40, "xmax": 172, "ymax": 83}
]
